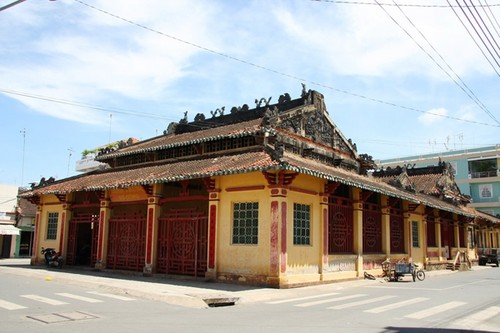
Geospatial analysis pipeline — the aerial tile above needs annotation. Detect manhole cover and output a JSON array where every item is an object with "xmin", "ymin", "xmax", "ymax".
[{"xmin": 27, "ymin": 311, "xmax": 98, "ymax": 324}]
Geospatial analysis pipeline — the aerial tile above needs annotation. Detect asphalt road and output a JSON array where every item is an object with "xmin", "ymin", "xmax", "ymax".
[{"xmin": 1, "ymin": 265, "xmax": 500, "ymax": 333}]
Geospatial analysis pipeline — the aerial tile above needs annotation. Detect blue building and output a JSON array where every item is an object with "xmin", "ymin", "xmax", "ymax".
[{"xmin": 378, "ymin": 145, "xmax": 500, "ymax": 218}]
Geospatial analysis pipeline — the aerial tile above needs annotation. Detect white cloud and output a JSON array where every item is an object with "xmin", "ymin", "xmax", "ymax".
[{"xmin": 418, "ymin": 107, "xmax": 448, "ymax": 125}]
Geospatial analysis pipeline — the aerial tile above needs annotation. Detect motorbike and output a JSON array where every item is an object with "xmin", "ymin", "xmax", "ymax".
[{"xmin": 41, "ymin": 247, "xmax": 64, "ymax": 268}]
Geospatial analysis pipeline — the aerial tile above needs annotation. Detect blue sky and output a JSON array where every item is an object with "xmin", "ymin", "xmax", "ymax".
[{"xmin": 1, "ymin": 0, "xmax": 499, "ymax": 187}]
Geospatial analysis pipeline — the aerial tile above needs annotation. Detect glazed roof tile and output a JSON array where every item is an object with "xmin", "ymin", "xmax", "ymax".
[
  {"xmin": 23, "ymin": 150, "xmax": 279, "ymax": 196},
  {"xmin": 96, "ymin": 118, "xmax": 267, "ymax": 160}
]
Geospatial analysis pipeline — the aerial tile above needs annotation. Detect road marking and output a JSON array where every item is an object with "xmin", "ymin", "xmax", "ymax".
[
  {"xmin": 365, "ymin": 297, "xmax": 428, "ymax": 314},
  {"xmin": 328, "ymin": 295, "xmax": 397, "ymax": 310},
  {"xmin": 87, "ymin": 291, "xmax": 135, "ymax": 301},
  {"xmin": 267, "ymin": 292, "xmax": 340, "ymax": 304},
  {"xmin": 453, "ymin": 306, "xmax": 500, "ymax": 328},
  {"xmin": 295, "ymin": 294, "xmax": 366, "ymax": 307},
  {"xmin": 21, "ymin": 294, "xmax": 69, "ymax": 306},
  {"xmin": 0, "ymin": 299, "xmax": 27, "ymax": 310},
  {"xmin": 55, "ymin": 293, "xmax": 103, "ymax": 303},
  {"xmin": 404, "ymin": 301, "xmax": 466, "ymax": 319}
]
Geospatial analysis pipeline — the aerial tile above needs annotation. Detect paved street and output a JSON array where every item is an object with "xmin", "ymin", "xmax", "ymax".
[{"xmin": 1, "ymin": 260, "xmax": 500, "ymax": 333}]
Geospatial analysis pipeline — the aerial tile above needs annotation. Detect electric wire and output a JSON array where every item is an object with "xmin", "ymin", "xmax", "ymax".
[
  {"xmin": 468, "ymin": 0, "xmax": 500, "ymax": 52},
  {"xmin": 374, "ymin": 0, "xmax": 500, "ymax": 126},
  {"xmin": 479, "ymin": 0, "xmax": 500, "ymax": 38},
  {"xmin": 458, "ymin": 0, "xmax": 500, "ymax": 65},
  {"xmin": 483, "ymin": 0, "xmax": 500, "ymax": 36},
  {"xmin": 310, "ymin": 0, "xmax": 500, "ymax": 7},
  {"xmin": 70, "ymin": 0, "xmax": 500, "ymax": 128},
  {"xmin": 451, "ymin": 0, "xmax": 500, "ymax": 73}
]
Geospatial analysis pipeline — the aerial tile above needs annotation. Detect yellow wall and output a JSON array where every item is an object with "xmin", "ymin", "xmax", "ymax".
[
  {"xmin": 33, "ymin": 195, "xmax": 65, "ymax": 263},
  {"xmin": 216, "ymin": 172, "xmax": 271, "ymax": 282}
]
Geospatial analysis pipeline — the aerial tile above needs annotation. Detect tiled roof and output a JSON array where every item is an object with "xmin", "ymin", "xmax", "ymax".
[
  {"xmin": 21, "ymin": 150, "xmax": 279, "ymax": 196},
  {"xmin": 21, "ymin": 149, "xmax": 476, "ymax": 218},
  {"xmin": 96, "ymin": 118, "xmax": 268, "ymax": 160},
  {"xmin": 280, "ymin": 152, "xmax": 475, "ymax": 218}
]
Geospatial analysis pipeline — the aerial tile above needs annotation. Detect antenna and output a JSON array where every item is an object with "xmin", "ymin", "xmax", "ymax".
[
  {"xmin": 20, "ymin": 128, "xmax": 26, "ymax": 186},
  {"xmin": 67, "ymin": 148, "xmax": 74, "ymax": 176},
  {"xmin": 108, "ymin": 113, "xmax": 113, "ymax": 144}
]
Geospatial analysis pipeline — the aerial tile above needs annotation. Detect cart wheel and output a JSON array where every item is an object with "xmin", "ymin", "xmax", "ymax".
[{"xmin": 416, "ymin": 270, "xmax": 425, "ymax": 281}]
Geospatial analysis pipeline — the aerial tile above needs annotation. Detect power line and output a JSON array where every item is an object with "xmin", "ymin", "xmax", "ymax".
[
  {"xmin": 0, "ymin": 87, "xmax": 175, "ymax": 121},
  {"xmin": 310, "ymin": 0, "xmax": 500, "ymax": 7},
  {"xmin": 449, "ymin": 0, "xmax": 500, "ymax": 74},
  {"xmin": 374, "ymin": 0, "xmax": 500, "ymax": 126},
  {"xmin": 70, "ymin": 0, "xmax": 500, "ymax": 128}
]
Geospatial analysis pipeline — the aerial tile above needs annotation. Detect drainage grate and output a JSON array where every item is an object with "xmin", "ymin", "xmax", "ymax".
[
  {"xmin": 27, "ymin": 311, "xmax": 98, "ymax": 324},
  {"xmin": 203, "ymin": 297, "xmax": 239, "ymax": 308}
]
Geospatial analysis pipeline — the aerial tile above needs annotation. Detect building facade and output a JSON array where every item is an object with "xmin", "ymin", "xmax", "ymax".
[
  {"xmin": 379, "ymin": 146, "xmax": 500, "ymax": 218},
  {"xmin": 21, "ymin": 90, "xmax": 500, "ymax": 287}
]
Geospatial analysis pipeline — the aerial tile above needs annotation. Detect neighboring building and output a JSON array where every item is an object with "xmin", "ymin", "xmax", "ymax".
[
  {"xmin": 20, "ymin": 89, "xmax": 500, "ymax": 287},
  {"xmin": 0, "ymin": 184, "xmax": 21, "ymax": 258},
  {"xmin": 15, "ymin": 191, "xmax": 36, "ymax": 257},
  {"xmin": 378, "ymin": 145, "xmax": 500, "ymax": 218},
  {"xmin": 76, "ymin": 138, "xmax": 139, "ymax": 173}
]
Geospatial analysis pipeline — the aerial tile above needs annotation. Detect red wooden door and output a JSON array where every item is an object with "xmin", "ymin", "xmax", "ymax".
[
  {"xmin": 107, "ymin": 210, "xmax": 146, "ymax": 271},
  {"xmin": 67, "ymin": 212, "xmax": 99, "ymax": 266},
  {"xmin": 328, "ymin": 196, "xmax": 353, "ymax": 254},
  {"xmin": 157, "ymin": 208, "xmax": 208, "ymax": 276}
]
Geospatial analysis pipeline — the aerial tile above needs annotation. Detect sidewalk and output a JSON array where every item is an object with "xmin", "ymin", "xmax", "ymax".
[{"xmin": 0, "ymin": 258, "xmax": 468, "ymax": 309}]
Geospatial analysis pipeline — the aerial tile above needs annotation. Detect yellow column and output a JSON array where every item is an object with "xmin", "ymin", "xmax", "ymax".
[
  {"xmin": 205, "ymin": 179, "xmax": 220, "ymax": 281},
  {"xmin": 144, "ymin": 184, "xmax": 161, "ymax": 276},
  {"xmin": 436, "ymin": 217, "xmax": 443, "ymax": 261},
  {"xmin": 31, "ymin": 204, "xmax": 43, "ymax": 265},
  {"xmin": 95, "ymin": 191, "xmax": 111, "ymax": 270},
  {"xmin": 381, "ymin": 196, "xmax": 390, "ymax": 256},
  {"xmin": 268, "ymin": 186, "xmax": 288, "ymax": 287},
  {"xmin": 59, "ymin": 195, "xmax": 72, "ymax": 258},
  {"xmin": 319, "ymin": 190, "xmax": 329, "ymax": 278},
  {"xmin": 352, "ymin": 188, "xmax": 364, "ymax": 277},
  {"xmin": 403, "ymin": 201, "xmax": 411, "ymax": 256}
]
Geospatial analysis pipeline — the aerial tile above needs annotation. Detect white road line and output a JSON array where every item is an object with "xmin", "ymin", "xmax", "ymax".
[
  {"xmin": 0, "ymin": 299, "xmax": 27, "ymax": 310},
  {"xmin": 55, "ymin": 293, "xmax": 103, "ymax": 303},
  {"xmin": 404, "ymin": 301, "xmax": 466, "ymax": 319},
  {"xmin": 87, "ymin": 291, "xmax": 135, "ymax": 301},
  {"xmin": 295, "ymin": 294, "xmax": 366, "ymax": 307},
  {"xmin": 21, "ymin": 294, "xmax": 68, "ymax": 306},
  {"xmin": 453, "ymin": 306, "xmax": 500, "ymax": 328},
  {"xmin": 267, "ymin": 292, "xmax": 341, "ymax": 304},
  {"xmin": 328, "ymin": 295, "xmax": 397, "ymax": 310},
  {"xmin": 365, "ymin": 297, "xmax": 428, "ymax": 314}
]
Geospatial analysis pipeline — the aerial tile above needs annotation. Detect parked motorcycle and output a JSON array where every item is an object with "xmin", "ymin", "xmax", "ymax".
[{"xmin": 41, "ymin": 247, "xmax": 64, "ymax": 268}]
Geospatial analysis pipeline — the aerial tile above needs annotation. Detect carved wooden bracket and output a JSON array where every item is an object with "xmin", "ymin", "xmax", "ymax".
[
  {"xmin": 96, "ymin": 190, "xmax": 105, "ymax": 200},
  {"xmin": 203, "ymin": 177, "xmax": 216, "ymax": 192},
  {"xmin": 388, "ymin": 197, "xmax": 400, "ymax": 208},
  {"xmin": 142, "ymin": 185, "xmax": 154, "ymax": 196},
  {"xmin": 407, "ymin": 203, "xmax": 420, "ymax": 212},
  {"xmin": 179, "ymin": 180, "xmax": 190, "ymax": 197},
  {"xmin": 324, "ymin": 181, "xmax": 341, "ymax": 194},
  {"xmin": 360, "ymin": 190, "xmax": 373, "ymax": 202},
  {"xmin": 26, "ymin": 196, "xmax": 40, "ymax": 206},
  {"xmin": 262, "ymin": 171, "xmax": 298, "ymax": 186},
  {"xmin": 55, "ymin": 194, "xmax": 66, "ymax": 203}
]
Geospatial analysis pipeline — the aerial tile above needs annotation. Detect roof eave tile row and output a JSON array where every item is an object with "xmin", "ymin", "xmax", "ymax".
[{"xmin": 96, "ymin": 119, "xmax": 273, "ymax": 161}]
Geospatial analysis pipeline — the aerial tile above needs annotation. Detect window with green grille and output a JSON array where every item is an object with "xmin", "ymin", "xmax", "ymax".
[
  {"xmin": 294, "ymin": 203, "xmax": 311, "ymax": 245},
  {"xmin": 232, "ymin": 202, "xmax": 259, "ymax": 244},
  {"xmin": 46, "ymin": 212, "xmax": 59, "ymax": 240}
]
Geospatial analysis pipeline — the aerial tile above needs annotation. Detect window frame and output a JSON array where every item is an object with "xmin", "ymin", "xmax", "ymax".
[
  {"xmin": 231, "ymin": 202, "xmax": 259, "ymax": 245},
  {"xmin": 293, "ymin": 203, "xmax": 311, "ymax": 246},
  {"xmin": 46, "ymin": 212, "xmax": 59, "ymax": 240},
  {"xmin": 411, "ymin": 221, "xmax": 419, "ymax": 248}
]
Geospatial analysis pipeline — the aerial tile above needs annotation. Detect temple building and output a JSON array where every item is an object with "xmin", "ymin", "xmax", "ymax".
[{"xmin": 20, "ymin": 88, "xmax": 500, "ymax": 287}]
